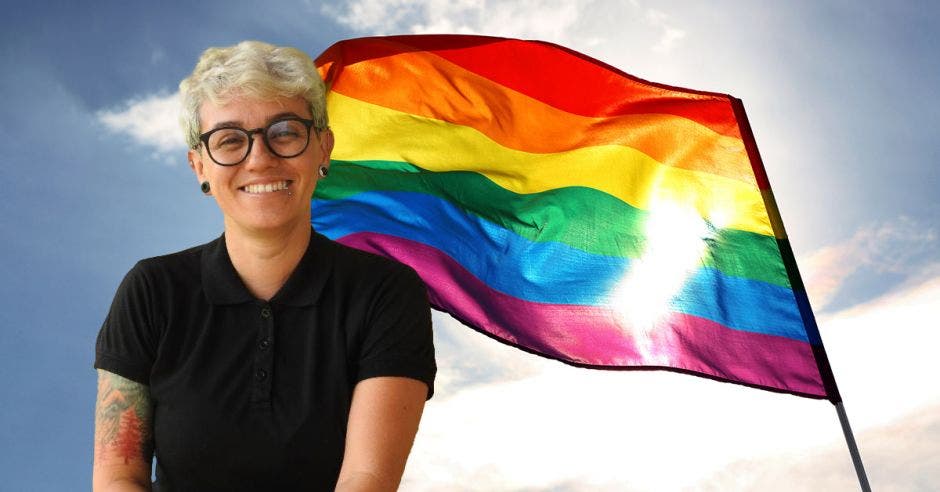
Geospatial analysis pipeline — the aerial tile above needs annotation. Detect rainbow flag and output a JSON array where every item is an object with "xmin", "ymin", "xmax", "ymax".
[{"xmin": 312, "ymin": 35, "xmax": 840, "ymax": 401}]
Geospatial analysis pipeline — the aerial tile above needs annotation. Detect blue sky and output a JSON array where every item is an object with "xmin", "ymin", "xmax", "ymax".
[{"xmin": 2, "ymin": 1, "xmax": 939, "ymax": 490}]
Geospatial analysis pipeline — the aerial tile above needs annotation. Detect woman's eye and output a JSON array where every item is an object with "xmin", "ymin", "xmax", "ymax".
[
  {"xmin": 214, "ymin": 134, "xmax": 246, "ymax": 148},
  {"xmin": 272, "ymin": 130, "xmax": 299, "ymax": 139},
  {"xmin": 269, "ymin": 121, "xmax": 304, "ymax": 140}
]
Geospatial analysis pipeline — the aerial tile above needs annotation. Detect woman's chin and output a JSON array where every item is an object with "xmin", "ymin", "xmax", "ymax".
[{"xmin": 224, "ymin": 210, "xmax": 311, "ymax": 237}]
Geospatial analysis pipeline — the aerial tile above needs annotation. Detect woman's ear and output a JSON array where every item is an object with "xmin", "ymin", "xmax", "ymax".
[
  {"xmin": 189, "ymin": 148, "xmax": 205, "ymax": 181},
  {"xmin": 189, "ymin": 148, "xmax": 212, "ymax": 195},
  {"xmin": 318, "ymin": 128, "xmax": 335, "ymax": 166}
]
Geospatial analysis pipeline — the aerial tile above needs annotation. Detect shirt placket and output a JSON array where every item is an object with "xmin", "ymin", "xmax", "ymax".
[{"xmin": 251, "ymin": 303, "xmax": 275, "ymax": 406}]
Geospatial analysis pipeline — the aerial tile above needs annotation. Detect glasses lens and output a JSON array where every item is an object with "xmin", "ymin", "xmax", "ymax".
[
  {"xmin": 266, "ymin": 120, "xmax": 310, "ymax": 158},
  {"xmin": 207, "ymin": 129, "xmax": 249, "ymax": 165}
]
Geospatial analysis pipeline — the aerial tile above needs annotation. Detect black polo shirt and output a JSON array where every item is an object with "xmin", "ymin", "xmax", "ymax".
[{"xmin": 95, "ymin": 230, "xmax": 435, "ymax": 491}]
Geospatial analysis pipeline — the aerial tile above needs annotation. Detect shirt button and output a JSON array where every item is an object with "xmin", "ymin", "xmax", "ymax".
[
  {"xmin": 259, "ymin": 338, "xmax": 271, "ymax": 351},
  {"xmin": 261, "ymin": 306, "xmax": 272, "ymax": 319},
  {"xmin": 255, "ymin": 368, "xmax": 268, "ymax": 381}
]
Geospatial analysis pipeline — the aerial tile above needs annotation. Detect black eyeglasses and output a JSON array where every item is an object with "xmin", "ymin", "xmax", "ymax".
[{"xmin": 197, "ymin": 117, "xmax": 321, "ymax": 166}]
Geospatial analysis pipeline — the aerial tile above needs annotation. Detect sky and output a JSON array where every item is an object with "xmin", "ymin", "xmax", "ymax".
[{"xmin": 1, "ymin": 1, "xmax": 939, "ymax": 490}]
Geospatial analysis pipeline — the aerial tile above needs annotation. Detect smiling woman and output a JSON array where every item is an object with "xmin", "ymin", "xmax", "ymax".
[
  {"xmin": 92, "ymin": 41, "xmax": 436, "ymax": 492},
  {"xmin": 190, "ymin": 95, "xmax": 330, "ymax": 244}
]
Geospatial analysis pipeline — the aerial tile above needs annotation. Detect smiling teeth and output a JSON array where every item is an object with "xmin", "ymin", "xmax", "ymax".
[{"xmin": 243, "ymin": 181, "xmax": 289, "ymax": 194}]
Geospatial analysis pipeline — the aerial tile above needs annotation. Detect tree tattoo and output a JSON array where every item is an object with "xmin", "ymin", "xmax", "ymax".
[{"xmin": 94, "ymin": 370, "xmax": 153, "ymax": 465}]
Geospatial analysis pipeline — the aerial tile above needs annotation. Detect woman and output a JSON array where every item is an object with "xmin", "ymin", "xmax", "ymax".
[{"xmin": 93, "ymin": 41, "xmax": 436, "ymax": 491}]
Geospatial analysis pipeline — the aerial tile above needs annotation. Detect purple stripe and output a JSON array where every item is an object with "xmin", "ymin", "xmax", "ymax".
[{"xmin": 338, "ymin": 232, "xmax": 826, "ymax": 397}]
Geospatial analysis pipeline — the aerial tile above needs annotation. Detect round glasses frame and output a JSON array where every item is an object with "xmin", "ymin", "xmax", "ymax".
[{"xmin": 197, "ymin": 117, "xmax": 321, "ymax": 166}]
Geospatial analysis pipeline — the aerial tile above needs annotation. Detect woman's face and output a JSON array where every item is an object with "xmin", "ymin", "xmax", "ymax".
[{"xmin": 189, "ymin": 94, "xmax": 333, "ymax": 237}]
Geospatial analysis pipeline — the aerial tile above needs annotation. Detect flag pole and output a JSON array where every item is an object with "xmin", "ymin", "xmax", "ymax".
[
  {"xmin": 729, "ymin": 98, "xmax": 871, "ymax": 491},
  {"xmin": 835, "ymin": 401, "xmax": 871, "ymax": 491}
]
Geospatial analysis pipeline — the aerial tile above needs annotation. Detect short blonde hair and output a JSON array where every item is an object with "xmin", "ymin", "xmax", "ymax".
[{"xmin": 179, "ymin": 40, "xmax": 328, "ymax": 149}]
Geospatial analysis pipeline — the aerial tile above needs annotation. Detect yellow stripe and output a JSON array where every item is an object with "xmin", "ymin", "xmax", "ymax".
[{"xmin": 329, "ymin": 93, "xmax": 776, "ymax": 237}]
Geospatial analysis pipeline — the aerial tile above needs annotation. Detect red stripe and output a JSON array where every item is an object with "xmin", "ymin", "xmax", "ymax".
[
  {"xmin": 316, "ymin": 35, "xmax": 743, "ymax": 139},
  {"xmin": 337, "ymin": 232, "xmax": 826, "ymax": 397}
]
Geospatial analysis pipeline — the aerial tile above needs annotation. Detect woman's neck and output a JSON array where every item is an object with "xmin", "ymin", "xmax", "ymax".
[{"xmin": 223, "ymin": 220, "xmax": 312, "ymax": 301}]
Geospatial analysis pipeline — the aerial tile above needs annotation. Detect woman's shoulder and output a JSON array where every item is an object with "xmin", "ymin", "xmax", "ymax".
[
  {"xmin": 126, "ymin": 236, "xmax": 222, "ymax": 285},
  {"xmin": 323, "ymin": 234, "xmax": 421, "ymax": 282}
]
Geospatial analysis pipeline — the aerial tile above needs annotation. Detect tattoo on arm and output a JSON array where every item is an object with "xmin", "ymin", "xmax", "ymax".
[{"xmin": 94, "ymin": 370, "xmax": 154, "ymax": 466}]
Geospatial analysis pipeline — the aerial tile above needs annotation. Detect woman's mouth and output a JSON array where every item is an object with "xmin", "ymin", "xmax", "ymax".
[{"xmin": 239, "ymin": 180, "xmax": 292, "ymax": 194}]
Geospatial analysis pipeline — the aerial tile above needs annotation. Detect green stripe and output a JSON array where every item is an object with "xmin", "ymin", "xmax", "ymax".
[{"xmin": 316, "ymin": 160, "xmax": 790, "ymax": 288}]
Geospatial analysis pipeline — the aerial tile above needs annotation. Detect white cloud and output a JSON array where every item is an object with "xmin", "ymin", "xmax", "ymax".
[
  {"xmin": 645, "ymin": 8, "xmax": 686, "ymax": 53},
  {"xmin": 817, "ymin": 265, "xmax": 940, "ymax": 427},
  {"xmin": 799, "ymin": 216, "xmax": 938, "ymax": 310},
  {"xmin": 97, "ymin": 92, "xmax": 186, "ymax": 162},
  {"xmin": 322, "ymin": 0, "xmax": 686, "ymax": 56},
  {"xmin": 700, "ymin": 403, "xmax": 940, "ymax": 491},
  {"xmin": 402, "ymin": 269, "xmax": 940, "ymax": 490},
  {"xmin": 321, "ymin": 0, "xmax": 446, "ymax": 34},
  {"xmin": 430, "ymin": 311, "xmax": 545, "ymax": 399},
  {"xmin": 322, "ymin": 0, "xmax": 592, "ymax": 44}
]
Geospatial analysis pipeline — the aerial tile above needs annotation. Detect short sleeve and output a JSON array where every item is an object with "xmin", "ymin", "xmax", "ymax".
[
  {"xmin": 355, "ymin": 265, "xmax": 436, "ymax": 399},
  {"xmin": 94, "ymin": 262, "xmax": 160, "ymax": 385}
]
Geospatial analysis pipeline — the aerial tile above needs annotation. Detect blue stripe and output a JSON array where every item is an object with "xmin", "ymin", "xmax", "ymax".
[{"xmin": 312, "ymin": 191, "xmax": 808, "ymax": 342}]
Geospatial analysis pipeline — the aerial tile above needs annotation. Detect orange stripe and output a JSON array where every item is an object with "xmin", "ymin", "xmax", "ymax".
[{"xmin": 319, "ymin": 51, "xmax": 756, "ymax": 187}]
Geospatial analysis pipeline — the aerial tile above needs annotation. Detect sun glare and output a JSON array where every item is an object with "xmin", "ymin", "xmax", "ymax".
[{"xmin": 609, "ymin": 200, "xmax": 715, "ymax": 360}]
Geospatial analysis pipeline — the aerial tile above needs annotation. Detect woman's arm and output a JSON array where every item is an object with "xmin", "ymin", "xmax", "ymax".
[
  {"xmin": 335, "ymin": 376, "xmax": 429, "ymax": 492},
  {"xmin": 93, "ymin": 369, "xmax": 154, "ymax": 492}
]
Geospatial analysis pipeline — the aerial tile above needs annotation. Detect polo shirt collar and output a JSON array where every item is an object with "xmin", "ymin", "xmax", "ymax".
[{"xmin": 202, "ymin": 229, "xmax": 335, "ymax": 306}]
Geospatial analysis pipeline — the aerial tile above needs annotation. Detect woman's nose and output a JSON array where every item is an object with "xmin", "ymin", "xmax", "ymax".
[{"xmin": 243, "ymin": 133, "xmax": 278, "ymax": 168}]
